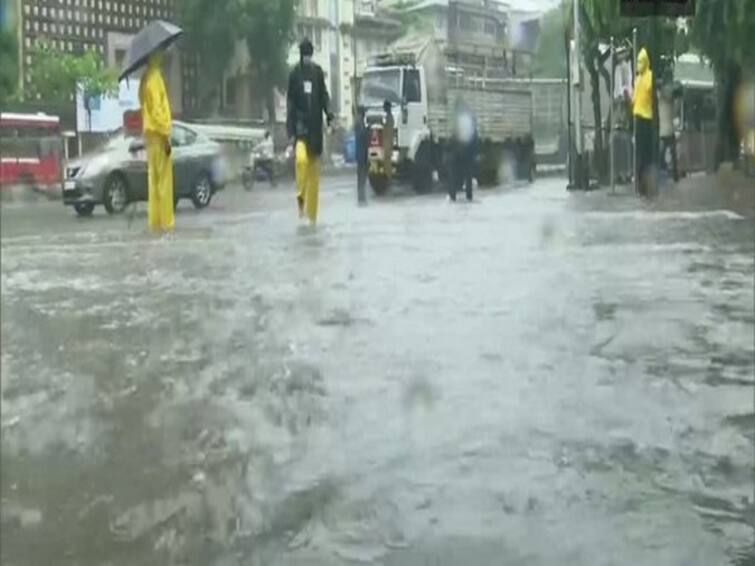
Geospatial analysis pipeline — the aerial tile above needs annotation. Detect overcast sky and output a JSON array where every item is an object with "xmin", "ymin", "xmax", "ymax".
[{"xmin": 503, "ymin": 0, "xmax": 561, "ymax": 13}]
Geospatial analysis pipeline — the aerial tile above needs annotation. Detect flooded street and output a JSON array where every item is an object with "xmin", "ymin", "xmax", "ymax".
[{"xmin": 1, "ymin": 177, "xmax": 753, "ymax": 565}]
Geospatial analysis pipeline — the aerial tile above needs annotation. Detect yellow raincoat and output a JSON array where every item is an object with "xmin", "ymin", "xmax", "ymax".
[
  {"xmin": 139, "ymin": 53, "xmax": 174, "ymax": 232},
  {"xmin": 633, "ymin": 48, "xmax": 653, "ymax": 120}
]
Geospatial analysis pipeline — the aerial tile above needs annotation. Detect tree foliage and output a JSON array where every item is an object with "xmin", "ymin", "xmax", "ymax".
[
  {"xmin": 690, "ymin": 0, "xmax": 755, "ymax": 71},
  {"xmin": 387, "ymin": 0, "xmax": 432, "ymax": 36},
  {"xmin": 689, "ymin": 0, "xmax": 755, "ymax": 166},
  {"xmin": 0, "ymin": 29, "xmax": 19, "ymax": 104},
  {"xmin": 177, "ymin": 0, "xmax": 296, "ymax": 121},
  {"xmin": 176, "ymin": 0, "xmax": 241, "ymax": 114},
  {"xmin": 240, "ymin": 0, "xmax": 296, "ymax": 124},
  {"xmin": 531, "ymin": 5, "xmax": 569, "ymax": 78},
  {"xmin": 26, "ymin": 44, "xmax": 117, "ymax": 103}
]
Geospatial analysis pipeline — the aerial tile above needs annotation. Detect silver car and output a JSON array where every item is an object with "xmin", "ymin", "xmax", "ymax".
[{"xmin": 62, "ymin": 122, "xmax": 227, "ymax": 217}]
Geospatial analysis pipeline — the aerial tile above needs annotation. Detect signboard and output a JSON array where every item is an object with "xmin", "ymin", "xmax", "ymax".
[
  {"xmin": 76, "ymin": 80, "xmax": 140, "ymax": 133},
  {"xmin": 620, "ymin": 0, "xmax": 695, "ymax": 17},
  {"xmin": 123, "ymin": 110, "xmax": 142, "ymax": 135}
]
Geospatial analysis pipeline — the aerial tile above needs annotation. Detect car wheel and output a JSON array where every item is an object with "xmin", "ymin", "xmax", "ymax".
[
  {"xmin": 73, "ymin": 203, "xmax": 95, "ymax": 217},
  {"xmin": 103, "ymin": 173, "xmax": 129, "ymax": 215},
  {"xmin": 191, "ymin": 172, "xmax": 212, "ymax": 209}
]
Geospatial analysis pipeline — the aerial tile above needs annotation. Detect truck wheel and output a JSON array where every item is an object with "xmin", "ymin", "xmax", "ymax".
[
  {"xmin": 369, "ymin": 173, "xmax": 389, "ymax": 196},
  {"xmin": 412, "ymin": 143, "xmax": 433, "ymax": 194}
]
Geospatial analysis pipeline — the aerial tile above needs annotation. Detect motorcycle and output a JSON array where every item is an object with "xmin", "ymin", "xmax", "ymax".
[
  {"xmin": 366, "ymin": 121, "xmax": 393, "ymax": 196},
  {"xmin": 242, "ymin": 144, "xmax": 294, "ymax": 191}
]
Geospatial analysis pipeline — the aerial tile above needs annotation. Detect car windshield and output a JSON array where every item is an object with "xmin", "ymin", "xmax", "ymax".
[{"xmin": 360, "ymin": 69, "xmax": 402, "ymax": 106}]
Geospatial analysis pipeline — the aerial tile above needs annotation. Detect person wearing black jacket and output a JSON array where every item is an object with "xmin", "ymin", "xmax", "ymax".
[
  {"xmin": 354, "ymin": 105, "xmax": 369, "ymax": 205},
  {"xmin": 286, "ymin": 38, "xmax": 333, "ymax": 226},
  {"xmin": 451, "ymin": 100, "xmax": 478, "ymax": 202}
]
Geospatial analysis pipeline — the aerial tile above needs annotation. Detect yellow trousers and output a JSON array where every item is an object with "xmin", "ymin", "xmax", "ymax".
[
  {"xmin": 146, "ymin": 133, "xmax": 175, "ymax": 233},
  {"xmin": 295, "ymin": 140, "xmax": 321, "ymax": 224}
]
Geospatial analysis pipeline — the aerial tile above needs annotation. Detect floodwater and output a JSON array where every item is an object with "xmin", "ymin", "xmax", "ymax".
[{"xmin": 1, "ymin": 178, "xmax": 753, "ymax": 565}]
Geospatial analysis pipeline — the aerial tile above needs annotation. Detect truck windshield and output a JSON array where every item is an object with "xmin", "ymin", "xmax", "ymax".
[{"xmin": 360, "ymin": 69, "xmax": 402, "ymax": 107}]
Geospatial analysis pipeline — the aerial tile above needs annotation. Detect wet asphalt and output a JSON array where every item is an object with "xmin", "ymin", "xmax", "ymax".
[{"xmin": 1, "ymin": 176, "xmax": 753, "ymax": 565}]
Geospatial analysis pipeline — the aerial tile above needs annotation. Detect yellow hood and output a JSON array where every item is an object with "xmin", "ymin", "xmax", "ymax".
[{"xmin": 637, "ymin": 48, "xmax": 650, "ymax": 74}]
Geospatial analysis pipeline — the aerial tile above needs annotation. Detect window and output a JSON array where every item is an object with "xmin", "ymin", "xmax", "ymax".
[
  {"xmin": 403, "ymin": 69, "xmax": 422, "ymax": 103},
  {"xmin": 115, "ymin": 48, "xmax": 127, "ymax": 68},
  {"xmin": 171, "ymin": 125, "xmax": 197, "ymax": 147}
]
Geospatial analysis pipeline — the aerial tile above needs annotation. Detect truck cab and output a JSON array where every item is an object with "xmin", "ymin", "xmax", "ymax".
[
  {"xmin": 361, "ymin": 64, "xmax": 429, "ymax": 150},
  {"xmin": 360, "ymin": 63, "xmax": 433, "ymax": 193}
]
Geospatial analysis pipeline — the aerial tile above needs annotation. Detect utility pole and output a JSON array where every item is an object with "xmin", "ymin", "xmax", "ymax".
[
  {"xmin": 572, "ymin": 0, "xmax": 584, "ymax": 190},
  {"xmin": 632, "ymin": 26, "xmax": 638, "ymax": 195},
  {"xmin": 610, "ymin": 35, "xmax": 615, "ymax": 194}
]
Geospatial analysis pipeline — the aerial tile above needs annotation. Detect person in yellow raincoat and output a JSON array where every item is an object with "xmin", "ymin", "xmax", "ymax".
[
  {"xmin": 632, "ymin": 47, "xmax": 654, "ymax": 197},
  {"xmin": 139, "ymin": 51, "xmax": 174, "ymax": 232},
  {"xmin": 286, "ymin": 39, "xmax": 333, "ymax": 226}
]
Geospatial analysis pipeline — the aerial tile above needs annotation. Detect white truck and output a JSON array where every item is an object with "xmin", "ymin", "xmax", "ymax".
[{"xmin": 359, "ymin": 35, "xmax": 535, "ymax": 194}]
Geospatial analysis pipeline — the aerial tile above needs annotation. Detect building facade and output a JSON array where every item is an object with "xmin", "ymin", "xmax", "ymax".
[{"xmin": 14, "ymin": 0, "xmax": 184, "ymax": 114}]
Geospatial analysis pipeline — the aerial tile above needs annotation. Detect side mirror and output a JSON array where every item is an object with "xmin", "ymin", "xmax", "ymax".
[{"xmin": 129, "ymin": 139, "xmax": 145, "ymax": 153}]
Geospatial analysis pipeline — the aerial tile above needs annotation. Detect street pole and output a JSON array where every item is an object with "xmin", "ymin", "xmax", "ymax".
[
  {"xmin": 610, "ymin": 35, "xmax": 615, "ymax": 194},
  {"xmin": 565, "ymin": 26, "xmax": 573, "ymax": 188},
  {"xmin": 632, "ymin": 26, "xmax": 638, "ymax": 195},
  {"xmin": 573, "ymin": 0, "xmax": 584, "ymax": 189}
]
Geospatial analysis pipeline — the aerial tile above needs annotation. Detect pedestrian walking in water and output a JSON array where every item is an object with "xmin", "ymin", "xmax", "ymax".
[
  {"xmin": 633, "ymin": 47, "xmax": 654, "ymax": 197},
  {"xmin": 286, "ymin": 38, "xmax": 333, "ymax": 226},
  {"xmin": 354, "ymin": 105, "xmax": 369, "ymax": 206},
  {"xmin": 140, "ymin": 50, "xmax": 175, "ymax": 233},
  {"xmin": 450, "ymin": 100, "xmax": 478, "ymax": 202}
]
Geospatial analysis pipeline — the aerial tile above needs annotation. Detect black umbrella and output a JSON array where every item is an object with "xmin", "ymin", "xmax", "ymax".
[{"xmin": 119, "ymin": 20, "xmax": 183, "ymax": 82}]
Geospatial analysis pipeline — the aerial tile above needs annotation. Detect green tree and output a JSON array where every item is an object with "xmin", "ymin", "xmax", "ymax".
[
  {"xmin": 689, "ymin": 0, "xmax": 755, "ymax": 166},
  {"xmin": 240, "ymin": 0, "xmax": 296, "ymax": 125},
  {"xmin": 26, "ymin": 44, "xmax": 117, "ymax": 116},
  {"xmin": 176, "ymin": 0, "xmax": 241, "ymax": 114},
  {"xmin": 0, "ymin": 29, "xmax": 19, "ymax": 104},
  {"xmin": 531, "ymin": 5, "xmax": 569, "ymax": 78},
  {"xmin": 387, "ymin": 0, "xmax": 432, "ymax": 36}
]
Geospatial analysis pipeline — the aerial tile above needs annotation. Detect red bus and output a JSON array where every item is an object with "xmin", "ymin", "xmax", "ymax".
[{"xmin": 0, "ymin": 112, "xmax": 63, "ymax": 197}]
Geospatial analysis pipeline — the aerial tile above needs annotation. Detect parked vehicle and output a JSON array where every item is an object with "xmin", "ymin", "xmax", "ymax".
[
  {"xmin": 0, "ymin": 112, "xmax": 63, "ymax": 198},
  {"xmin": 63, "ymin": 121, "xmax": 227, "ymax": 217},
  {"xmin": 361, "ymin": 35, "xmax": 534, "ymax": 195}
]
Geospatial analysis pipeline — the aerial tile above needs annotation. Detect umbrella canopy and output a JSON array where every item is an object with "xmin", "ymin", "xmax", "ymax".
[{"xmin": 119, "ymin": 20, "xmax": 183, "ymax": 82}]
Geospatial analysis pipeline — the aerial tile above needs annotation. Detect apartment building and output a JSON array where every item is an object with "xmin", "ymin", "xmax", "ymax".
[{"xmin": 12, "ymin": 0, "xmax": 187, "ymax": 112}]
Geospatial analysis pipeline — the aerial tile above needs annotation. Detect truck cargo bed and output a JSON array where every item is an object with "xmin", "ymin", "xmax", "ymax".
[{"xmin": 429, "ymin": 85, "xmax": 533, "ymax": 143}]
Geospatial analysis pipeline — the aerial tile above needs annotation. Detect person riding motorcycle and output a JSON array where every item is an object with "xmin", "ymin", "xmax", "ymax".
[{"xmin": 243, "ymin": 131, "xmax": 276, "ymax": 190}]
